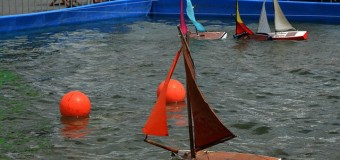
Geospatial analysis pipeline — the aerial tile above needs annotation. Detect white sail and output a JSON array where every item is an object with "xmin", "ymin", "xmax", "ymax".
[
  {"xmin": 257, "ymin": 0, "xmax": 271, "ymax": 34},
  {"xmin": 273, "ymin": 0, "xmax": 295, "ymax": 32}
]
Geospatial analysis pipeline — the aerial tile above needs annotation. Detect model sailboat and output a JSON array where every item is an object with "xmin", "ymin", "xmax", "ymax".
[
  {"xmin": 142, "ymin": 26, "xmax": 281, "ymax": 160},
  {"xmin": 260, "ymin": 0, "xmax": 308, "ymax": 40},
  {"xmin": 183, "ymin": 0, "xmax": 227, "ymax": 40},
  {"xmin": 233, "ymin": 0, "xmax": 271, "ymax": 41}
]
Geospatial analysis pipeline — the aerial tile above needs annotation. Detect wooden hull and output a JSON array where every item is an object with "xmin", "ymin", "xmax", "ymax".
[
  {"xmin": 269, "ymin": 31, "xmax": 308, "ymax": 40},
  {"xmin": 235, "ymin": 33, "xmax": 271, "ymax": 41},
  {"xmin": 176, "ymin": 151, "xmax": 280, "ymax": 160},
  {"xmin": 249, "ymin": 34, "xmax": 272, "ymax": 41},
  {"xmin": 190, "ymin": 32, "xmax": 227, "ymax": 40},
  {"xmin": 195, "ymin": 151, "xmax": 281, "ymax": 160}
]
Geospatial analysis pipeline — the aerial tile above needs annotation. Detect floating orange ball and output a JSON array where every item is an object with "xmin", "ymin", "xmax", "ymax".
[
  {"xmin": 60, "ymin": 90, "xmax": 91, "ymax": 117},
  {"xmin": 157, "ymin": 79, "xmax": 186, "ymax": 103}
]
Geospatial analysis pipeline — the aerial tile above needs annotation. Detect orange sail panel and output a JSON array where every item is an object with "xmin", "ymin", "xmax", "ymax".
[
  {"xmin": 182, "ymin": 40, "xmax": 236, "ymax": 151},
  {"xmin": 235, "ymin": 0, "xmax": 254, "ymax": 35},
  {"xmin": 180, "ymin": 0, "xmax": 188, "ymax": 35},
  {"xmin": 142, "ymin": 50, "xmax": 181, "ymax": 136}
]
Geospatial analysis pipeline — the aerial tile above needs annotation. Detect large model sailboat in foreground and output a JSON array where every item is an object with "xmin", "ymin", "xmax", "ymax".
[
  {"xmin": 183, "ymin": 0, "xmax": 227, "ymax": 40},
  {"xmin": 142, "ymin": 26, "xmax": 281, "ymax": 160},
  {"xmin": 262, "ymin": 0, "xmax": 308, "ymax": 40}
]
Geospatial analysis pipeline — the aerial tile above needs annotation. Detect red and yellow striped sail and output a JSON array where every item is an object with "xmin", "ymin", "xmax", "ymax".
[{"xmin": 235, "ymin": 0, "xmax": 254, "ymax": 35}]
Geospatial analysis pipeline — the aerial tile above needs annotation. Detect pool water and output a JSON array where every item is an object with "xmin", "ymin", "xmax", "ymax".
[{"xmin": 0, "ymin": 16, "xmax": 339, "ymax": 160}]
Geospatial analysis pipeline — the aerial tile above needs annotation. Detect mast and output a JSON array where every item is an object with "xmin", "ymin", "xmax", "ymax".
[
  {"xmin": 178, "ymin": 28, "xmax": 196, "ymax": 158},
  {"xmin": 178, "ymin": 25, "xmax": 236, "ymax": 157},
  {"xmin": 187, "ymin": 88, "xmax": 196, "ymax": 158},
  {"xmin": 235, "ymin": 0, "xmax": 240, "ymax": 35}
]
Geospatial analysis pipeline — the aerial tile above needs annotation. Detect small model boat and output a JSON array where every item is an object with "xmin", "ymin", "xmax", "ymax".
[
  {"xmin": 261, "ymin": 0, "xmax": 308, "ymax": 40},
  {"xmin": 182, "ymin": 0, "xmax": 227, "ymax": 40},
  {"xmin": 233, "ymin": 0, "xmax": 271, "ymax": 41}
]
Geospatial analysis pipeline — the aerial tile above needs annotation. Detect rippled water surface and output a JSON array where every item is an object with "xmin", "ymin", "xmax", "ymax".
[{"xmin": 0, "ymin": 16, "xmax": 339, "ymax": 160}]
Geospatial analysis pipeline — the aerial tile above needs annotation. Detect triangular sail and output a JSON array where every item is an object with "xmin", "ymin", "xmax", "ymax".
[
  {"xmin": 273, "ymin": 0, "xmax": 295, "ymax": 32},
  {"xmin": 180, "ymin": 30, "xmax": 236, "ymax": 152},
  {"xmin": 257, "ymin": 0, "xmax": 271, "ymax": 34},
  {"xmin": 235, "ymin": 0, "xmax": 254, "ymax": 36},
  {"xmin": 186, "ymin": 0, "xmax": 207, "ymax": 32},
  {"xmin": 180, "ymin": 0, "xmax": 188, "ymax": 35},
  {"xmin": 142, "ymin": 49, "xmax": 182, "ymax": 136}
]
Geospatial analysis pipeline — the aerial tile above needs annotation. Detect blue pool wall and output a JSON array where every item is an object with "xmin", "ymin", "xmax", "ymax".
[
  {"xmin": 151, "ymin": 0, "xmax": 340, "ymax": 24},
  {"xmin": 0, "ymin": 0, "xmax": 339, "ymax": 33},
  {"xmin": 0, "ymin": 0, "xmax": 152, "ymax": 33}
]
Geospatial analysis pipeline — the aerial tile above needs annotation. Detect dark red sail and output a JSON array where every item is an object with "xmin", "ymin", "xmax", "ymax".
[{"xmin": 181, "ymin": 34, "xmax": 236, "ymax": 152}]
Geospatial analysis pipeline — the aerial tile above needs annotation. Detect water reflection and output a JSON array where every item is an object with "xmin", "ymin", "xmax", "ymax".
[
  {"xmin": 60, "ymin": 116, "xmax": 90, "ymax": 139},
  {"xmin": 232, "ymin": 41, "xmax": 250, "ymax": 51},
  {"xmin": 166, "ymin": 102, "xmax": 187, "ymax": 127}
]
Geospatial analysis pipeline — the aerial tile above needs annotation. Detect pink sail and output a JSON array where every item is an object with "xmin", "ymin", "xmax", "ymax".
[{"xmin": 180, "ymin": 0, "xmax": 188, "ymax": 35}]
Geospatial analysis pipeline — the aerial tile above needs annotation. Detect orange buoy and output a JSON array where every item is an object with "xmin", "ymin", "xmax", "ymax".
[
  {"xmin": 60, "ymin": 90, "xmax": 91, "ymax": 117},
  {"xmin": 157, "ymin": 79, "xmax": 186, "ymax": 103}
]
